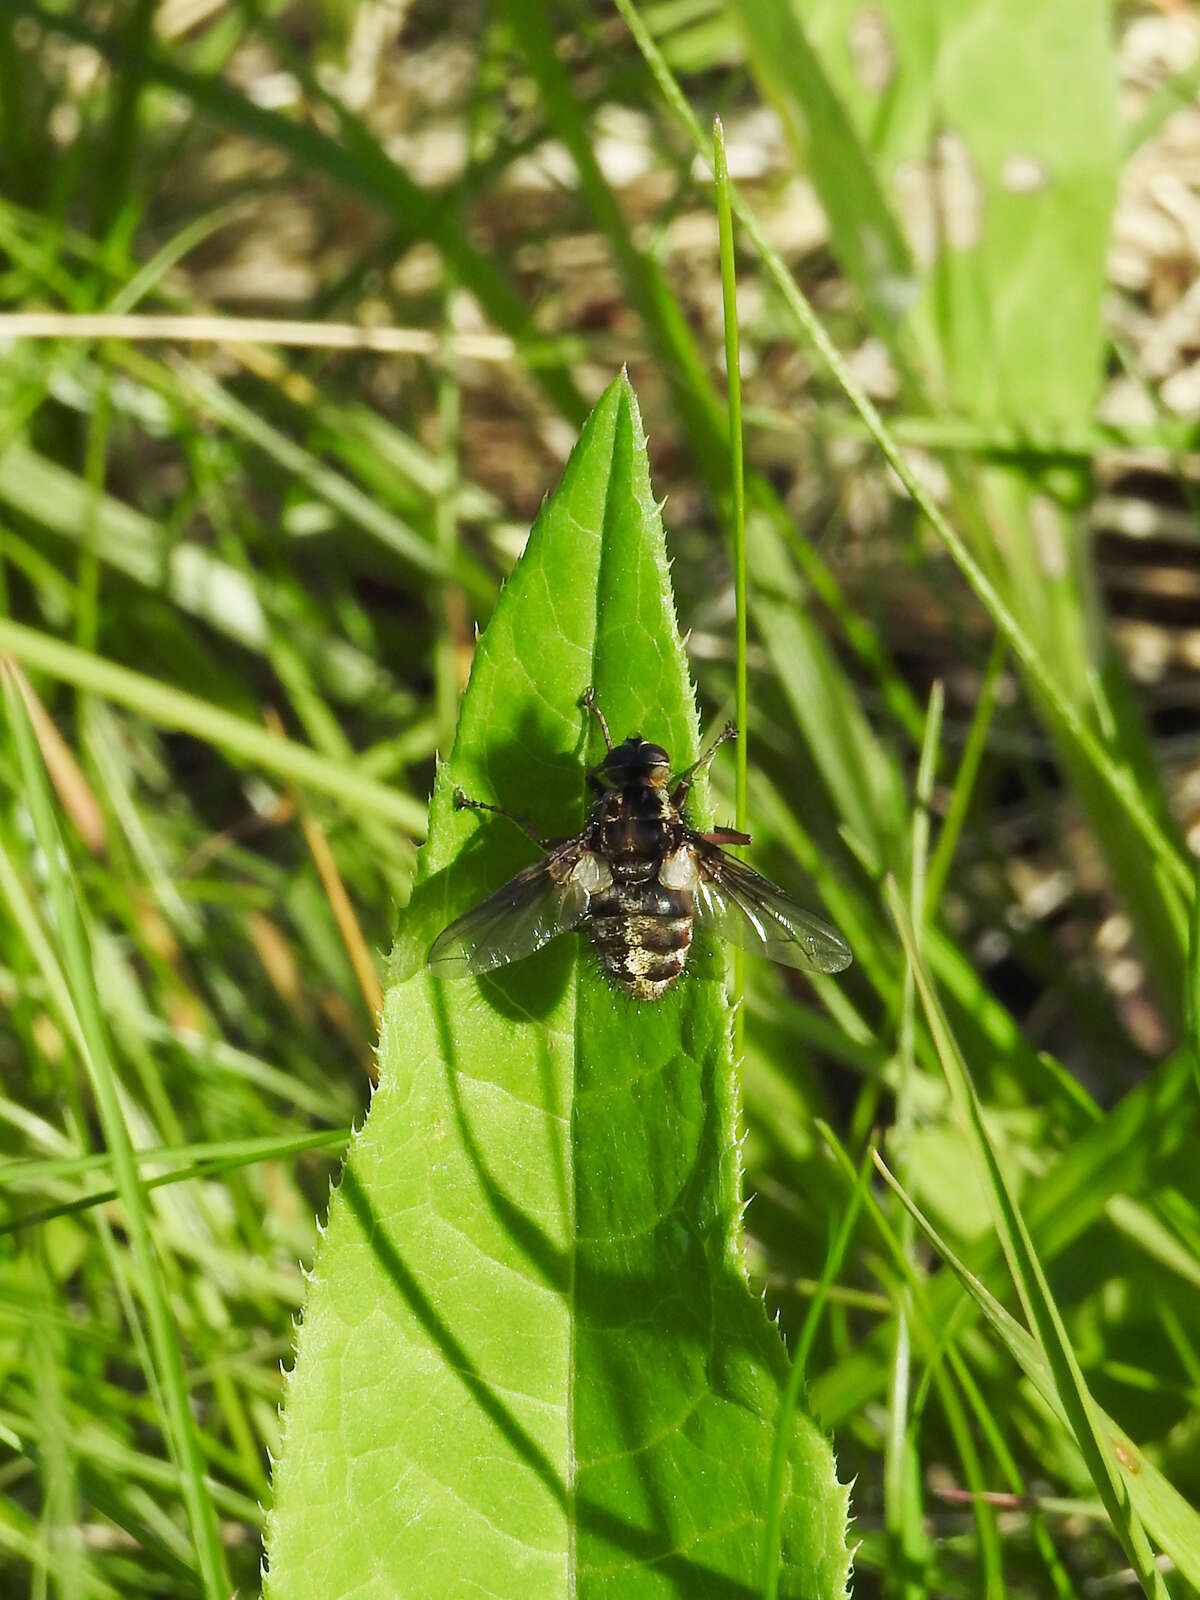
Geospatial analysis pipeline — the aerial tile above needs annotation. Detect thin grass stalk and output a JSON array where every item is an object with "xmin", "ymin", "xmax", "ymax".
[
  {"xmin": 928, "ymin": 1364, "xmax": 1004, "ymax": 1599},
  {"xmin": 611, "ymin": 0, "xmax": 1190, "ymax": 907},
  {"xmin": 437, "ymin": 283, "xmax": 465, "ymax": 759},
  {"xmin": 3, "ymin": 669, "xmax": 232, "ymax": 1598},
  {"xmin": 0, "ymin": 618, "xmax": 426, "ymax": 834},
  {"xmin": 926, "ymin": 642, "xmax": 1005, "ymax": 919},
  {"xmin": 0, "ymin": 1128, "xmax": 350, "ymax": 1237},
  {"xmin": 713, "ymin": 116, "xmax": 749, "ymax": 1061},
  {"xmin": 0, "ymin": 1127, "xmax": 349, "ymax": 1190},
  {"xmin": 885, "ymin": 681, "xmax": 943, "ymax": 1595},
  {"xmin": 822, "ymin": 1127, "xmax": 1080, "ymax": 1596},
  {"xmin": 1186, "ymin": 863, "xmax": 1200, "ymax": 1094},
  {"xmin": 712, "ymin": 118, "xmax": 748, "ymax": 842},
  {"xmin": 944, "ymin": 1345, "xmax": 1077, "ymax": 1600},
  {"xmin": 886, "ymin": 882, "xmax": 1171, "ymax": 1598}
]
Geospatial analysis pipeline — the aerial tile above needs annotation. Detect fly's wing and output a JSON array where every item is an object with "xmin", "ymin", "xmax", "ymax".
[
  {"xmin": 429, "ymin": 842, "xmax": 589, "ymax": 978},
  {"xmin": 691, "ymin": 840, "xmax": 852, "ymax": 974}
]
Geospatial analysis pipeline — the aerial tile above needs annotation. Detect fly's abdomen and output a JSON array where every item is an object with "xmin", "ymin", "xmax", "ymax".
[{"xmin": 586, "ymin": 878, "xmax": 693, "ymax": 1000}]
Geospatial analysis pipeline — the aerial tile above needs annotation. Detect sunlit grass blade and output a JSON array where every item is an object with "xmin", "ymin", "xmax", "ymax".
[
  {"xmin": 2, "ymin": 666, "xmax": 232, "ymax": 1599},
  {"xmin": 1187, "ymin": 862, "xmax": 1200, "ymax": 1090},
  {"xmin": 886, "ymin": 878, "xmax": 1170, "ymax": 1598},
  {"xmin": 761, "ymin": 1142, "xmax": 873, "ymax": 1600},
  {"xmin": 925, "ymin": 640, "xmax": 1005, "ymax": 919},
  {"xmin": 810, "ymin": 1043, "xmax": 1199, "ymax": 1427},
  {"xmin": 713, "ymin": 114, "xmax": 749, "ymax": 1061},
  {"xmin": 0, "ymin": 618, "xmax": 425, "ymax": 834},
  {"xmin": 875, "ymin": 1151, "xmax": 1200, "ymax": 1592},
  {"xmin": 884, "ymin": 683, "xmax": 942, "ymax": 1599},
  {"xmin": 168, "ymin": 357, "xmax": 494, "ymax": 606},
  {"xmin": 613, "ymin": 0, "xmax": 1191, "ymax": 912},
  {"xmin": 0, "ymin": 1128, "xmax": 349, "ymax": 1235}
]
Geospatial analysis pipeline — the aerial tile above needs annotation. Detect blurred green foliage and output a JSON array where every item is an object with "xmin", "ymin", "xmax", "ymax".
[{"xmin": 1, "ymin": 1, "xmax": 1199, "ymax": 1596}]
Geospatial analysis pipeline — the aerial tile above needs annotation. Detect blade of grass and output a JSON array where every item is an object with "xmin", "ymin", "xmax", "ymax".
[
  {"xmin": 925, "ymin": 640, "xmax": 1005, "ymax": 919},
  {"xmin": 0, "ymin": 618, "xmax": 426, "ymax": 835},
  {"xmin": 773, "ymin": 513, "xmax": 926, "ymax": 749},
  {"xmin": 713, "ymin": 115, "xmax": 749, "ymax": 1064},
  {"xmin": 613, "ymin": 0, "xmax": 1191, "ymax": 909},
  {"xmin": 1187, "ymin": 863, "xmax": 1200, "ymax": 1094},
  {"xmin": 292, "ymin": 808, "xmax": 383, "ymax": 1032},
  {"xmin": 495, "ymin": 0, "xmax": 723, "ymax": 471},
  {"xmin": 926, "ymin": 1362, "xmax": 1004, "ymax": 1600},
  {"xmin": 93, "ymin": 0, "xmax": 154, "ymax": 244},
  {"xmin": 811, "ymin": 1040, "xmax": 1199, "ymax": 1426},
  {"xmin": 1, "ymin": 0, "xmax": 588, "ymax": 425},
  {"xmin": 815, "ymin": 1127, "xmax": 1077, "ymax": 1600},
  {"xmin": 435, "ymin": 286, "xmax": 466, "ymax": 759},
  {"xmin": 0, "ymin": 1127, "xmax": 349, "ymax": 1191},
  {"xmin": 261, "ymin": 705, "xmax": 383, "ymax": 1031},
  {"xmin": 168, "ymin": 356, "xmax": 493, "ymax": 607},
  {"xmin": 885, "ymin": 877, "xmax": 1169, "ymax": 1599},
  {"xmin": 0, "ymin": 1128, "xmax": 349, "ymax": 1237},
  {"xmin": 1123, "ymin": 53, "xmax": 1200, "ymax": 156},
  {"xmin": 875, "ymin": 1153, "xmax": 1200, "ymax": 1591},
  {"xmin": 3, "ymin": 666, "xmax": 231, "ymax": 1598},
  {"xmin": 0, "ymin": 438, "xmax": 269, "ymax": 653},
  {"xmin": 713, "ymin": 117, "xmax": 748, "ymax": 844},
  {"xmin": 885, "ymin": 683, "xmax": 942, "ymax": 1599},
  {"xmin": 729, "ymin": 0, "xmax": 919, "ymax": 354}
]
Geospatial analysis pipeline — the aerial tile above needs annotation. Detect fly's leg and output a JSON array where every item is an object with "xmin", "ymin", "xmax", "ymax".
[
  {"xmin": 672, "ymin": 721, "xmax": 737, "ymax": 808},
  {"xmin": 578, "ymin": 686, "xmax": 613, "ymax": 751},
  {"xmin": 453, "ymin": 790, "xmax": 549, "ymax": 847}
]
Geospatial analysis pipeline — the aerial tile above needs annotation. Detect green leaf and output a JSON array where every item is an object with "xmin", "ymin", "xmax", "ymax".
[{"xmin": 264, "ymin": 376, "xmax": 850, "ymax": 1598}]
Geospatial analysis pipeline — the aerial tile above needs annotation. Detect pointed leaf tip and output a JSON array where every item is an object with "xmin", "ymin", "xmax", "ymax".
[{"xmin": 266, "ymin": 377, "xmax": 851, "ymax": 1599}]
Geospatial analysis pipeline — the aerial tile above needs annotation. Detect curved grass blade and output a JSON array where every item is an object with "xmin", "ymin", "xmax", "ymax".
[
  {"xmin": 875, "ymin": 1154, "xmax": 1200, "ymax": 1592},
  {"xmin": 887, "ymin": 879, "xmax": 1174, "ymax": 1599},
  {"xmin": 0, "ymin": 618, "xmax": 424, "ymax": 835},
  {"xmin": 2, "ymin": 666, "xmax": 231, "ymax": 1598}
]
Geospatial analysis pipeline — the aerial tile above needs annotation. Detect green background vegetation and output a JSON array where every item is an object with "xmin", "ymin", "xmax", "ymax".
[{"xmin": 2, "ymin": 1, "xmax": 1200, "ymax": 1596}]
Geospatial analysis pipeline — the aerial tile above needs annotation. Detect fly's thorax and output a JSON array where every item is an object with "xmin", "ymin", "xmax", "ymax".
[{"xmin": 588, "ymin": 785, "xmax": 682, "ymax": 880}]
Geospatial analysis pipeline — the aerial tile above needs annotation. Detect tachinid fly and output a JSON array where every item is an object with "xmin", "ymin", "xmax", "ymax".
[{"xmin": 429, "ymin": 690, "xmax": 852, "ymax": 1000}]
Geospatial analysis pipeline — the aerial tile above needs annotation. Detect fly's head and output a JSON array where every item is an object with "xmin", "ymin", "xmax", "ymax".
[{"xmin": 587, "ymin": 735, "xmax": 671, "ymax": 793}]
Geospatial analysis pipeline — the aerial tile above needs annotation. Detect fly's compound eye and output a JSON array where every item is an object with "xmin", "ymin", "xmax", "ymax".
[{"xmin": 595, "ymin": 737, "xmax": 670, "ymax": 788}]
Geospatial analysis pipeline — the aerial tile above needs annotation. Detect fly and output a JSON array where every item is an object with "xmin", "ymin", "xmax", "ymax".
[{"xmin": 429, "ymin": 689, "xmax": 852, "ymax": 1000}]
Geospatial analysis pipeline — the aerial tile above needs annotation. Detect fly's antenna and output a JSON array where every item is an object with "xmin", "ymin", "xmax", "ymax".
[{"xmin": 578, "ymin": 686, "xmax": 613, "ymax": 750}]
